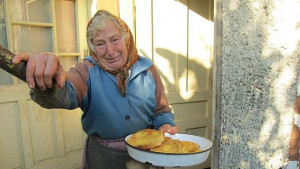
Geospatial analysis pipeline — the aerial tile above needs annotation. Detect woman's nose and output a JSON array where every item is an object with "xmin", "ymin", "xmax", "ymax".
[{"xmin": 106, "ymin": 43, "xmax": 115, "ymax": 56}]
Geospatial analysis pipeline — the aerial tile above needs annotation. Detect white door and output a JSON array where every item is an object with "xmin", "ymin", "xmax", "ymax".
[
  {"xmin": 0, "ymin": 0, "xmax": 88, "ymax": 169},
  {"xmin": 134, "ymin": 0, "xmax": 214, "ymax": 168}
]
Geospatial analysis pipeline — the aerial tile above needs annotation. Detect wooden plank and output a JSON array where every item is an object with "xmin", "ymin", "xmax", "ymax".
[
  {"xmin": 0, "ymin": 102, "xmax": 22, "ymax": 169},
  {"xmin": 188, "ymin": 1, "xmax": 214, "ymax": 92},
  {"xmin": 52, "ymin": 109, "xmax": 65, "ymax": 157},
  {"xmin": 11, "ymin": 21, "xmax": 54, "ymax": 27},
  {"xmin": 28, "ymin": 150, "xmax": 82, "ymax": 169},
  {"xmin": 96, "ymin": 0, "xmax": 119, "ymax": 16},
  {"xmin": 152, "ymin": 0, "xmax": 188, "ymax": 93},
  {"xmin": 136, "ymin": 1, "xmax": 213, "ymax": 169},
  {"xmin": 171, "ymin": 101, "xmax": 209, "ymax": 120},
  {"xmin": 167, "ymin": 91, "xmax": 211, "ymax": 104},
  {"xmin": 27, "ymin": 101, "xmax": 55, "ymax": 162},
  {"xmin": 0, "ymin": 83, "xmax": 31, "ymax": 103},
  {"xmin": 175, "ymin": 118, "xmax": 210, "ymax": 129},
  {"xmin": 55, "ymin": 1, "xmax": 77, "ymax": 53},
  {"xmin": 62, "ymin": 108, "xmax": 84, "ymax": 153},
  {"xmin": 18, "ymin": 100, "xmax": 35, "ymax": 168},
  {"xmin": 119, "ymin": 0, "xmax": 134, "ymax": 37},
  {"xmin": 135, "ymin": 0, "xmax": 153, "ymax": 60}
]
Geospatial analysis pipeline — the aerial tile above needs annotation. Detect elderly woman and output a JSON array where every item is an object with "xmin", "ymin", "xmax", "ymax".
[{"xmin": 13, "ymin": 10, "xmax": 178, "ymax": 169}]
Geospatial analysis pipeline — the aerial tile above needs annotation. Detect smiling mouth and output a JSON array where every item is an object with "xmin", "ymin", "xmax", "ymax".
[{"xmin": 106, "ymin": 54, "xmax": 121, "ymax": 62}]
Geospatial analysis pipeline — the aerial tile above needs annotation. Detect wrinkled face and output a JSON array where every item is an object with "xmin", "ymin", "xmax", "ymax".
[{"xmin": 92, "ymin": 20, "xmax": 128, "ymax": 71}]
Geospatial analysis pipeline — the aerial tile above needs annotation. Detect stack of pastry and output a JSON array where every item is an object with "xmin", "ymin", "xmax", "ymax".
[{"xmin": 127, "ymin": 129, "xmax": 201, "ymax": 153}]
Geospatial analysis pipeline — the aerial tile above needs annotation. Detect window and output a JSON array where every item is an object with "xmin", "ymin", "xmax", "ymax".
[
  {"xmin": 0, "ymin": 0, "xmax": 11, "ymax": 84},
  {"xmin": 0, "ymin": 0, "xmax": 80, "ymax": 84}
]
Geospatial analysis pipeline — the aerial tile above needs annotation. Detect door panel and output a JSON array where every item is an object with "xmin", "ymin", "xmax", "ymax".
[
  {"xmin": 0, "ymin": 0, "xmax": 11, "ymax": 85},
  {"xmin": 135, "ymin": 0, "xmax": 214, "ymax": 168},
  {"xmin": 152, "ymin": 0, "xmax": 188, "ymax": 93},
  {"xmin": 28, "ymin": 102, "xmax": 55, "ymax": 162},
  {"xmin": 12, "ymin": 25, "xmax": 54, "ymax": 52},
  {"xmin": 0, "ymin": 0, "xmax": 86, "ymax": 169},
  {"xmin": 62, "ymin": 109, "xmax": 84, "ymax": 153},
  {"xmin": 55, "ymin": 0, "xmax": 77, "ymax": 53},
  {"xmin": 9, "ymin": 0, "xmax": 52, "ymax": 22},
  {"xmin": 135, "ymin": 0, "xmax": 152, "ymax": 59},
  {"xmin": 0, "ymin": 103, "xmax": 21, "ymax": 169}
]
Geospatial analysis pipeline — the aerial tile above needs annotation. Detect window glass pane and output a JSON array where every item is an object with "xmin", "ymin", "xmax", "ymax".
[
  {"xmin": 0, "ymin": 0, "xmax": 12, "ymax": 85},
  {"xmin": 60, "ymin": 56, "xmax": 78, "ymax": 71},
  {"xmin": 56, "ymin": 0, "xmax": 77, "ymax": 53},
  {"xmin": 12, "ymin": 25, "xmax": 53, "ymax": 52},
  {"xmin": 0, "ymin": 0, "xmax": 7, "ymax": 47},
  {"xmin": 10, "ymin": 0, "xmax": 52, "ymax": 23}
]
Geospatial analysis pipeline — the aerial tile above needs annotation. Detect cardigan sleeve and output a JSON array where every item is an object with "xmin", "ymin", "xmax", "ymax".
[
  {"xmin": 29, "ymin": 81, "xmax": 78, "ymax": 109},
  {"xmin": 148, "ymin": 65, "xmax": 176, "ymax": 129},
  {"xmin": 29, "ymin": 60, "xmax": 93, "ymax": 109}
]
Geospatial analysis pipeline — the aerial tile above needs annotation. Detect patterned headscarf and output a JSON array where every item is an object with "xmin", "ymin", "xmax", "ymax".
[{"xmin": 87, "ymin": 10, "xmax": 138, "ymax": 96}]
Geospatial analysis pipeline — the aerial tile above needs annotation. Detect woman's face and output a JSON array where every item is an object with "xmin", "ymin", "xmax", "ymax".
[{"xmin": 92, "ymin": 20, "xmax": 128, "ymax": 71}]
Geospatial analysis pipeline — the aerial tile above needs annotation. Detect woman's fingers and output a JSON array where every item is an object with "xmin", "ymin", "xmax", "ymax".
[
  {"xmin": 43, "ymin": 54, "xmax": 60, "ymax": 89},
  {"xmin": 166, "ymin": 127, "xmax": 179, "ymax": 134},
  {"xmin": 13, "ymin": 53, "xmax": 37, "ymax": 89},
  {"xmin": 12, "ymin": 53, "xmax": 29, "ymax": 64},
  {"xmin": 33, "ymin": 54, "xmax": 48, "ymax": 90},
  {"xmin": 158, "ymin": 124, "xmax": 179, "ymax": 134},
  {"xmin": 54, "ymin": 64, "xmax": 66, "ymax": 89},
  {"xmin": 26, "ymin": 54, "xmax": 37, "ymax": 89},
  {"xmin": 14, "ymin": 53, "xmax": 65, "ymax": 90}
]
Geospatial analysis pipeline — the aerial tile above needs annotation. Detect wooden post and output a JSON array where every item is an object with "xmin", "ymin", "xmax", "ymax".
[{"xmin": 0, "ymin": 45, "xmax": 27, "ymax": 82}]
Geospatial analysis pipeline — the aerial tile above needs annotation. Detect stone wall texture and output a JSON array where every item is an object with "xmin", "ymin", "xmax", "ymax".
[{"xmin": 218, "ymin": 0, "xmax": 300, "ymax": 168}]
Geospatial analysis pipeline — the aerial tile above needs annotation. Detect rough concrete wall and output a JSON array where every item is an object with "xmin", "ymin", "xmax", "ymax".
[{"xmin": 218, "ymin": 0, "xmax": 300, "ymax": 168}]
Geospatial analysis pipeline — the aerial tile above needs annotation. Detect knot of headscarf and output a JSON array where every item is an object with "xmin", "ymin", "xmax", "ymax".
[{"xmin": 87, "ymin": 10, "xmax": 138, "ymax": 96}]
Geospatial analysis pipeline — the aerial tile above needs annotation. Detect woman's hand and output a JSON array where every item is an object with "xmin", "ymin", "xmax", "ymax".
[
  {"xmin": 12, "ymin": 53, "xmax": 66, "ymax": 91},
  {"xmin": 158, "ymin": 124, "xmax": 179, "ymax": 135}
]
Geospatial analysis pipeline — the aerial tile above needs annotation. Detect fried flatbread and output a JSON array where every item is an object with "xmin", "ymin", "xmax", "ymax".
[
  {"xmin": 128, "ymin": 129, "xmax": 201, "ymax": 153},
  {"xmin": 181, "ymin": 141, "xmax": 201, "ymax": 153},
  {"xmin": 127, "ymin": 129, "xmax": 165, "ymax": 150},
  {"xmin": 150, "ymin": 136, "xmax": 201, "ymax": 153}
]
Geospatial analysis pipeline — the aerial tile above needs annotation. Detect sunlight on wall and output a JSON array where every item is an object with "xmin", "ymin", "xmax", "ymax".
[
  {"xmin": 220, "ymin": 0, "xmax": 299, "ymax": 168},
  {"xmin": 249, "ymin": 66, "xmax": 295, "ymax": 167},
  {"xmin": 248, "ymin": 109, "xmax": 287, "ymax": 168},
  {"xmin": 90, "ymin": 0, "xmax": 119, "ymax": 16},
  {"xmin": 229, "ymin": 0, "xmax": 239, "ymax": 11},
  {"xmin": 91, "ymin": 0, "xmax": 97, "ymax": 16},
  {"xmin": 153, "ymin": 1, "xmax": 213, "ymax": 99},
  {"xmin": 156, "ymin": 56, "xmax": 175, "ymax": 85},
  {"xmin": 250, "ymin": 1, "xmax": 298, "ymax": 167},
  {"xmin": 262, "ymin": 0, "xmax": 300, "ymax": 57},
  {"xmin": 240, "ymin": 160, "xmax": 250, "ymax": 168},
  {"xmin": 229, "ymin": 0, "xmax": 300, "ymax": 57},
  {"xmin": 257, "ymin": 150, "xmax": 285, "ymax": 168},
  {"xmin": 135, "ymin": 0, "xmax": 213, "ymax": 102},
  {"xmin": 271, "ymin": 58, "xmax": 296, "ymax": 143},
  {"xmin": 259, "ymin": 109, "xmax": 276, "ymax": 143},
  {"xmin": 178, "ymin": 69, "xmax": 198, "ymax": 100},
  {"xmin": 273, "ymin": 67, "xmax": 296, "ymax": 111},
  {"xmin": 188, "ymin": 9, "xmax": 214, "ymax": 70},
  {"xmin": 152, "ymin": 0, "xmax": 185, "ymax": 91}
]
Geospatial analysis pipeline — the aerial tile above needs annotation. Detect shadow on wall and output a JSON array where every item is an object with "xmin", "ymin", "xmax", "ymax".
[
  {"xmin": 217, "ymin": 0, "xmax": 300, "ymax": 169},
  {"xmin": 139, "ymin": 47, "xmax": 209, "ymax": 101},
  {"xmin": 136, "ymin": 0, "xmax": 214, "ymax": 99},
  {"xmin": 178, "ymin": 0, "xmax": 214, "ymax": 21}
]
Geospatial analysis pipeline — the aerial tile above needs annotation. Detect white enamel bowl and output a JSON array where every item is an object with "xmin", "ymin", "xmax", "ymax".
[{"xmin": 125, "ymin": 133, "xmax": 213, "ymax": 167}]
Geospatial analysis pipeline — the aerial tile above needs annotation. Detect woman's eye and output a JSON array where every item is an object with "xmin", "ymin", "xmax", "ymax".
[
  {"xmin": 112, "ymin": 38, "xmax": 119, "ymax": 44},
  {"xmin": 96, "ymin": 43, "xmax": 105, "ymax": 48}
]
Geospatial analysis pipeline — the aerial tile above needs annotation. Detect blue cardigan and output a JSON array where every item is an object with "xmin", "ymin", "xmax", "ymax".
[{"xmin": 30, "ymin": 56, "xmax": 175, "ymax": 139}]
